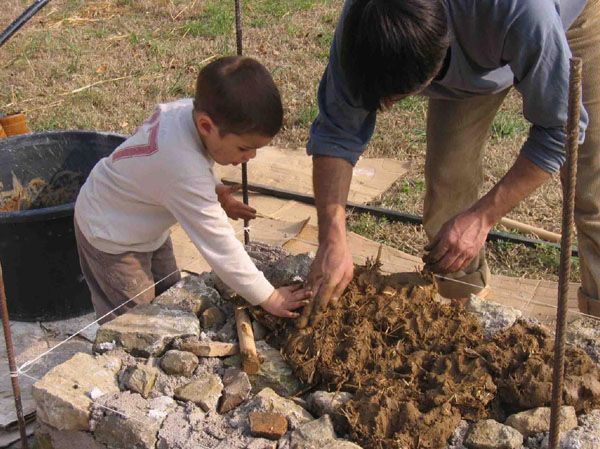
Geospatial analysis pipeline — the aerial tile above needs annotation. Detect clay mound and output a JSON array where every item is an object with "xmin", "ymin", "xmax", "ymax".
[{"xmin": 253, "ymin": 264, "xmax": 600, "ymax": 449}]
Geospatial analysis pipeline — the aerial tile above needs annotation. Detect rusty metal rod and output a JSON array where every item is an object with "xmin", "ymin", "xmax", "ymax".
[
  {"xmin": 0, "ymin": 262, "xmax": 30, "ymax": 449},
  {"xmin": 235, "ymin": 0, "xmax": 251, "ymax": 245},
  {"xmin": 548, "ymin": 57, "xmax": 582, "ymax": 449}
]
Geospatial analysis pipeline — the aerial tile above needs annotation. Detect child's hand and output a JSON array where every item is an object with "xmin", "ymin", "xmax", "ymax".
[
  {"xmin": 216, "ymin": 184, "xmax": 257, "ymax": 221},
  {"xmin": 260, "ymin": 285, "xmax": 312, "ymax": 319}
]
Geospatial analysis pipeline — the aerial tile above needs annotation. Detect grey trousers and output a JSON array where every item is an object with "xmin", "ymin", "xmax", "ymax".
[{"xmin": 74, "ymin": 219, "xmax": 181, "ymax": 324}]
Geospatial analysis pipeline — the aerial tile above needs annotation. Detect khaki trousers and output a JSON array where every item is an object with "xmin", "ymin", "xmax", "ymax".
[
  {"xmin": 74, "ymin": 219, "xmax": 181, "ymax": 324},
  {"xmin": 424, "ymin": 0, "xmax": 600, "ymax": 311}
]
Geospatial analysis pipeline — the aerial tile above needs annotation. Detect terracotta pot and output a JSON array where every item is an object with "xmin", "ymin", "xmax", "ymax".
[{"xmin": 0, "ymin": 113, "xmax": 30, "ymax": 136}]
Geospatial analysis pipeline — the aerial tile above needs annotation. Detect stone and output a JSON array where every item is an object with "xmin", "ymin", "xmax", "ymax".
[
  {"xmin": 447, "ymin": 420, "xmax": 470, "ymax": 449},
  {"xmin": 466, "ymin": 296, "xmax": 522, "ymax": 339},
  {"xmin": 566, "ymin": 316, "xmax": 600, "ymax": 364},
  {"xmin": 249, "ymin": 411, "xmax": 288, "ymax": 439},
  {"xmin": 246, "ymin": 439, "xmax": 277, "ymax": 449},
  {"xmin": 228, "ymin": 388, "xmax": 313, "ymax": 431},
  {"xmin": 32, "ymin": 353, "xmax": 121, "ymax": 431},
  {"xmin": 260, "ymin": 254, "xmax": 313, "ymax": 288},
  {"xmin": 34, "ymin": 423, "xmax": 108, "ymax": 449},
  {"xmin": 120, "ymin": 365, "xmax": 157, "ymax": 398},
  {"xmin": 201, "ymin": 306, "xmax": 227, "ymax": 329},
  {"xmin": 156, "ymin": 405, "xmax": 232, "ymax": 449},
  {"xmin": 160, "ymin": 350, "xmax": 199, "ymax": 377},
  {"xmin": 219, "ymin": 368, "xmax": 252, "ymax": 413},
  {"xmin": 215, "ymin": 319, "xmax": 238, "ymax": 343},
  {"xmin": 153, "ymin": 275, "xmax": 220, "ymax": 315},
  {"xmin": 306, "ymin": 390, "xmax": 353, "ymax": 428},
  {"xmin": 322, "ymin": 441, "xmax": 363, "ymax": 449},
  {"xmin": 224, "ymin": 340, "xmax": 301, "ymax": 397},
  {"xmin": 94, "ymin": 304, "xmax": 200, "ymax": 357},
  {"xmin": 175, "ymin": 336, "xmax": 239, "ymax": 357},
  {"xmin": 540, "ymin": 409, "xmax": 600, "ymax": 449},
  {"xmin": 174, "ymin": 374, "xmax": 223, "ymax": 412},
  {"xmin": 289, "ymin": 415, "xmax": 337, "ymax": 449},
  {"xmin": 92, "ymin": 392, "xmax": 175, "ymax": 449},
  {"xmin": 252, "ymin": 321, "xmax": 269, "ymax": 341},
  {"xmin": 465, "ymin": 419, "xmax": 523, "ymax": 449},
  {"xmin": 505, "ymin": 406, "xmax": 577, "ymax": 438}
]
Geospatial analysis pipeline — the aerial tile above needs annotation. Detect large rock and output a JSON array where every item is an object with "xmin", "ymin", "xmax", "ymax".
[
  {"xmin": 260, "ymin": 254, "xmax": 313, "ymax": 288},
  {"xmin": 505, "ymin": 406, "xmax": 577, "ymax": 438},
  {"xmin": 153, "ymin": 275, "xmax": 220, "ymax": 315},
  {"xmin": 92, "ymin": 392, "xmax": 175, "ymax": 449},
  {"xmin": 120, "ymin": 365, "xmax": 157, "ymax": 398},
  {"xmin": 32, "ymin": 353, "xmax": 121, "ymax": 431},
  {"xmin": 465, "ymin": 419, "xmax": 523, "ymax": 449},
  {"xmin": 224, "ymin": 341, "xmax": 301, "ymax": 397},
  {"xmin": 160, "ymin": 350, "xmax": 199, "ymax": 377},
  {"xmin": 306, "ymin": 390, "xmax": 352, "ymax": 430},
  {"xmin": 219, "ymin": 368, "xmax": 252, "ymax": 413},
  {"xmin": 466, "ymin": 296, "xmax": 522, "ymax": 339},
  {"xmin": 228, "ymin": 388, "xmax": 313, "ymax": 431},
  {"xmin": 566, "ymin": 316, "xmax": 600, "ymax": 364},
  {"xmin": 541, "ymin": 409, "xmax": 600, "ymax": 449},
  {"xmin": 34, "ymin": 423, "xmax": 108, "ymax": 449},
  {"xmin": 288, "ymin": 415, "xmax": 337, "ymax": 449},
  {"xmin": 94, "ymin": 304, "xmax": 200, "ymax": 357},
  {"xmin": 174, "ymin": 374, "xmax": 223, "ymax": 412},
  {"xmin": 201, "ymin": 306, "xmax": 227, "ymax": 329}
]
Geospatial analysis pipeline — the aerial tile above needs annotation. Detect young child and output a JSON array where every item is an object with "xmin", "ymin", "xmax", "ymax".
[{"xmin": 74, "ymin": 56, "xmax": 310, "ymax": 323}]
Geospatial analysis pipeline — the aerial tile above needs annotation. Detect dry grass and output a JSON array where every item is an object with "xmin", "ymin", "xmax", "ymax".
[{"xmin": 0, "ymin": 0, "xmax": 574, "ymax": 281}]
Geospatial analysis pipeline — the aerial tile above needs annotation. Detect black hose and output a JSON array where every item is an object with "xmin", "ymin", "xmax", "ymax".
[{"xmin": 0, "ymin": 0, "xmax": 51, "ymax": 48}]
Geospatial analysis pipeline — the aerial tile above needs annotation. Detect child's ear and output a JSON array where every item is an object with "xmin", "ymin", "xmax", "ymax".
[{"xmin": 194, "ymin": 112, "xmax": 216, "ymax": 137}]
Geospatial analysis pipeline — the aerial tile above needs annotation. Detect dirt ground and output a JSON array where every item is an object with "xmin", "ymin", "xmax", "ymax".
[{"xmin": 254, "ymin": 263, "xmax": 600, "ymax": 449}]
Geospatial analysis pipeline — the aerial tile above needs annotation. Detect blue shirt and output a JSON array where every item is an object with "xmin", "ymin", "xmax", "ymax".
[{"xmin": 307, "ymin": 0, "xmax": 588, "ymax": 173}]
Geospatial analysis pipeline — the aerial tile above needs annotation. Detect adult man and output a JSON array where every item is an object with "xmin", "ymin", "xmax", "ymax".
[{"xmin": 303, "ymin": 0, "xmax": 600, "ymax": 326}]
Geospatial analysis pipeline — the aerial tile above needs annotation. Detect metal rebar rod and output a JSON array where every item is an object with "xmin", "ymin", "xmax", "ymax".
[
  {"xmin": 0, "ymin": 262, "xmax": 30, "ymax": 449},
  {"xmin": 0, "ymin": 0, "xmax": 51, "ymax": 48},
  {"xmin": 548, "ymin": 57, "xmax": 582, "ymax": 449},
  {"xmin": 221, "ymin": 178, "xmax": 579, "ymax": 256},
  {"xmin": 234, "ymin": 0, "xmax": 251, "ymax": 245}
]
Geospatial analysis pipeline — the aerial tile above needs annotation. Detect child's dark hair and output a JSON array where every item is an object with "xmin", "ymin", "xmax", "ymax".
[
  {"xmin": 194, "ymin": 56, "xmax": 283, "ymax": 136},
  {"xmin": 341, "ymin": 0, "xmax": 449, "ymax": 111}
]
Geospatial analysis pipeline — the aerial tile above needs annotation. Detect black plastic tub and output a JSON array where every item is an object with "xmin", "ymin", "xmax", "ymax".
[{"xmin": 0, "ymin": 131, "xmax": 126, "ymax": 321}]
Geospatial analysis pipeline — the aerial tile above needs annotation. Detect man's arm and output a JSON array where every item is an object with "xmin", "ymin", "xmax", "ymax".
[
  {"xmin": 424, "ymin": 154, "xmax": 551, "ymax": 273},
  {"xmin": 297, "ymin": 156, "xmax": 355, "ymax": 328}
]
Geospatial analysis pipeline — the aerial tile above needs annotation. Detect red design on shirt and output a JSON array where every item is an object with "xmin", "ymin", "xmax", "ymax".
[{"xmin": 112, "ymin": 109, "xmax": 161, "ymax": 162}]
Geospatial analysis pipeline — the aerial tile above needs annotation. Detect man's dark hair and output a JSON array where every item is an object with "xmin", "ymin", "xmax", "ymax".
[
  {"xmin": 194, "ymin": 56, "xmax": 283, "ymax": 136},
  {"xmin": 341, "ymin": 0, "xmax": 449, "ymax": 111}
]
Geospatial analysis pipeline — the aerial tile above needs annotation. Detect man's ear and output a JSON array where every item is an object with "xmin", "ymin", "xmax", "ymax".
[{"xmin": 194, "ymin": 112, "xmax": 216, "ymax": 137}]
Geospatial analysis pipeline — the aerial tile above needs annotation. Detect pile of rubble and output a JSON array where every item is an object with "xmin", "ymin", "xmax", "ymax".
[{"xmin": 29, "ymin": 244, "xmax": 600, "ymax": 449}]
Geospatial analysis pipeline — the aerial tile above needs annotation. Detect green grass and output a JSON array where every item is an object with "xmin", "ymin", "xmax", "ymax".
[
  {"xmin": 182, "ymin": 2, "xmax": 234, "ymax": 37},
  {"xmin": 295, "ymin": 102, "xmax": 319, "ymax": 127},
  {"xmin": 491, "ymin": 110, "xmax": 529, "ymax": 140}
]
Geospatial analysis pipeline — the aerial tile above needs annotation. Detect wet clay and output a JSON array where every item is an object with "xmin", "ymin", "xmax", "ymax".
[{"xmin": 253, "ymin": 263, "xmax": 600, "ymax": 449}]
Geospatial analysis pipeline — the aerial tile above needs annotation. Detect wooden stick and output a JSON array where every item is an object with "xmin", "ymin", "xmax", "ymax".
[
  {"xmin": 234, "ymin": 307, "xmax": 260, "ymax": 374},
  {"xmin": 499, "ymin": 217, "xmax": 561, "ymax": 243}
]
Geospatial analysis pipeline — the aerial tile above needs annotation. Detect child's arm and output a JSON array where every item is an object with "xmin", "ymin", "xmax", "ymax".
[{"xmin": 163, "ymin": 175, "xmax": 305, "ymax": 312}]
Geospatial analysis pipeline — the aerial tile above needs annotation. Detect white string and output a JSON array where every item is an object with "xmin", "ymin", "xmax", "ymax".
[{"xmin": 17, "ymin": 268, "xmax": 181, "ymax": 375}]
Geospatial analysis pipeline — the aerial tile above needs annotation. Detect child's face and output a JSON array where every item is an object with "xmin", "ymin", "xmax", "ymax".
[{"xmin": 194, "ymin": 112, "xmax": 272, "ymax": 166}]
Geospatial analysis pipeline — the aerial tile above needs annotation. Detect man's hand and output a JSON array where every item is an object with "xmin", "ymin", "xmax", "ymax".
[
  {"xmin": 216, "ymin": 184, "xmax": 256, "ymax": 221},
  {"xmin": 423, "ymin": 209, "xmax": 492, "ymax": 274},
  {"xmin": 303, "ymin": 240, "xmax": 354, "ymax": 325},
  {"xmin": 260, "ymin": 285, "xmax": 311, "ymax": 319},
  {"xmin": 424, "ymin": 154, "xmax": 551, "ymax": 275}
]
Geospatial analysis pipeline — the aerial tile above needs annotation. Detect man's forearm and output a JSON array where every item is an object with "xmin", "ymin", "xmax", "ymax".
[
  {"xmin": 472, "ymin": 154, "xmax": 552, "ymax": 226},
  {"xmin": 313, "ymin": 156, "xmax": 353, "ymax": 244}
]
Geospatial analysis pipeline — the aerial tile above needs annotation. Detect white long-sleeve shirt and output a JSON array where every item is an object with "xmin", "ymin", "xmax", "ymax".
[{"xmin": 75, "ymin": 99, "xmax": 274, "ymax": 305}]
